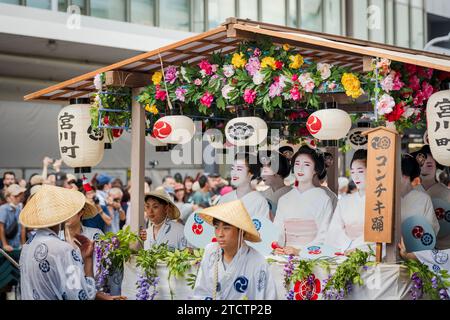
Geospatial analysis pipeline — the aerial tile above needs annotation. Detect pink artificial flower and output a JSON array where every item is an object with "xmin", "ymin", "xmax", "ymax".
[
  {"xmin": 413, "ymin": 91, "xmax": 426, "ymax": 106},
  {"xmin": 376, "ymin": 94, "xmax": 395, "ymax": 115},
  {"xmin": 155, "ymin": 86, "xmax": 167, "ymax": 101},
  {"xmin": 269, "ymin": 81, "xmax": 282, "ymax": 98},
  {"xmin": 381, "ymin": 73, "xmax": 394, "ymax": 92},
  {"xmin": 418, "ymin": 67, "xmax": 433, "ymax": 79},
  {"xmin": 304, "ymin": 82, "xmax": 315, "ymax": 93},
  {"xmin": 164, "ymin": 65, "xmax": 178, "ymax": 84},
  {"xmin": 200, "ymin": 92, "xmax": 214, "ymax": 108},
  {"xmin": 245, "ymin": 57, "xmax": 261, "ymax": 76},
  {"xmin": 290, "ymin": 86, "xmax": 302, "ymax": 101},
  {"xmin": 405, "ymin": 64, "xmax": 417, "ymax": 75},
  {"xmin": 392, "ymin": 71, "xmax": 404, "ymax": 91},
  {"xmin": 198, "ymin": 60, "xmax": 213, "ymax": 76},
  {"xmin": 328, "ymin": 82, "xmax": 337, "ymax": 90},
  {"xmin": 175, "ymin": 87, "xmax": 187, "ymax": 102},
  {"xmin": 253, "ymin": 48, "xmax": 261, "ymax": 57},
  {"xmin": 421, "ymin": 81, "xmax": 434, "ymax": 99},
  {"xmin": 291, "ymin": 74, "xmax": 299, "ymax": 82},
  {"xmin": 243, "ymin": 89, "xmax": 257, "ymax": 104},
  {"xmin": 211, "ymin": 64, "xmax": 219, "ymax": 73},
  {"xmin": 409, "ymin": 75, "xmax": 421, "ymax": 91},
  {"xmin": 194, "ymin": 78, "xmax": 202, "ymax": 86}
]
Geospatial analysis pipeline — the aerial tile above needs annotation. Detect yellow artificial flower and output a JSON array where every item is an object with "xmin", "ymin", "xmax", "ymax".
[
  {"xmin": 341, "ymin": 73, "xmax": 363, "ymax": 99},
  {"xmin": 145, "ymin": 104, "xmax": 159, "ymax": 115},
  {"xmin": 289, "ymin": 54, "xmax": 304, "ymax": 69},
  {"xmin": 261, "ymin": 56, "xmax": 277, "ymax": 70},
  {"xmin": 283, "ymin": 43, "xmax": 291, "ymax": 51},
  {"xmin": 152, "ymin": 71, "xmax": 162, "ymax": 85},
  {"xmin": 231, "ymin": 52, "xmax": 247, "ymax": 69}
]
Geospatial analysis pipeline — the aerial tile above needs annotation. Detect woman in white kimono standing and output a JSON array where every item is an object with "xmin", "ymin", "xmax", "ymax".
[
  {"xmin": 194, "ymin": 200, "xmax": 277, "ymax": 300},
  {"xmin": 325, "ymin": 149, "xmax": 370, "ymax": 252},
  {"xmin": 259, "ymin": 150, "xmax": 292, "ymax": 221},
  {"xmin": 218, "ymin": 152, "xmax": 270, "ymax": 219},
  {"xmin": 413, "ymin": 145, "xmax": 450, "ymax": 249},
  {"xmin": 400, "ymin": 154, "xmax": 440, "ymax": 236},
  {"xmin": 274, "ymin": 145, "xmax": 333, "ymax": 255},
  {"xmin": 19, "ymin": 185, "xmax": 97, "ymax": 300},
  {"xmin": 139, "ymin": 190, "xmax": 188, "ymax": 250}
]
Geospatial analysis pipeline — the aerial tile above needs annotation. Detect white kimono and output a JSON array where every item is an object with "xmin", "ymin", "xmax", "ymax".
[
  {"xmin": 20, "ymin": 228, "xmax": 96, "ymax": 300},
  {"xmin": 415, "ymin": 248, "xmax": 450, "ymax": 294},
  {"xmin": 274, "ymin": 187, "xmax": 333, "ymax": 248},
  {"xmin": 261, "ymin": 186, "xmax": 292, "ymax": 218},
  {"xmin": 193, "ymin": 242, "xmax": 277, "ymax": 300},
  {"xmin": 421, "ymin": 183, "xmax": 450, "ymax": 249},
  {"xmin": 320, "ymin": 186, "xmax": 338, "ymax": 212},
  {"xmin": 144, "ymin": 219, "xmax": 188, "ymax": 250},
  {"xmin": 219, "ymin": 190, "xmax": 270, "ymax": 219},
  {"xmin": 325, "ymin": 191, "xmax": 369, "ymax": 252},
  {"xmin": 401, "ymin": 189, "xmax": 440, "ymax": 236}
]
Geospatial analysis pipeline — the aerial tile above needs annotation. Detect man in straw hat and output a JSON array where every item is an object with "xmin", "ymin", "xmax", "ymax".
[
  {"xmin": 19, "ymin": 185, "xmax": 97, "ymax": 300},
  {"xmin": 139, "ymin": 190, "xmax": 188, "ymax": 250},
  {"xmin": 193, "ymin": 200, "xmax": 277, "ymax": 300}
]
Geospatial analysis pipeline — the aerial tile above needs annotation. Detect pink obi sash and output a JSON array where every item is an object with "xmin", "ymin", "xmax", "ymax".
[{"xmin": 284, "ymin": 219, "xmax": 317, "ymax": 246}]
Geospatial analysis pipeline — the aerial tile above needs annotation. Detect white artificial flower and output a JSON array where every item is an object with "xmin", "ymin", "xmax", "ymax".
[
  {"xmin": 94, "ymin": 74, "xmax": 102, "ymax": 91},
  {"xmin": 223, "ymin": 64, "xmax": 235, "ymax": 78},
  {"xmin": 317, "ymin": 63, "xmax": 332, "ymax": 80},
  {"xmin": 252, "ymin": 71, "xmax": 264, "ymax": 85},
  {"xmin": 221, "ymin": 84, "xmax": 234, "ymax": 99}
]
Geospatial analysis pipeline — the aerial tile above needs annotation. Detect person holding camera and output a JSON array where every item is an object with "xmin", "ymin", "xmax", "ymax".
[
  {"xmin": 81, "ymin": 176, "xmax": 112, "ymax": 233},
  {"xmin": 104, "ymin": 188, "xmax": 126, "ymax": 234}
]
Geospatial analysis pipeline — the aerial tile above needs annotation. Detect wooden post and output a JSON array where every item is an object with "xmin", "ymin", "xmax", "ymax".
[
  {"xmin": 326, "ymin": 146, "xmax": 339, "ymax": 195},
  {"xmin": 130, "ymin": 87, "xmax": 146, "ymax": 233}
]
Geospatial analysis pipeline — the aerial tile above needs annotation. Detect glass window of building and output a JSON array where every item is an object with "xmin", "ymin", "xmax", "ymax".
[
  {"xmin": 350, "ymin": 0, "xmax": 368, "ymax": 40},
  {"xmin": 300, "ymin": 0, "xmax": 323, "ymax": 32},
  {"xmin": 261, "ymin": 0, "xmax": 286, "ymax": 25},
  {"xmin": 160, "ymin": 0, "xmax": 190, "ymax": 31},
  {"xmin": 385, "ymin": 0, "xmax": 395, "ymax": 45},
  {"xmin": 368, "ymin": 0, "xmax": 385, "ymax": 43},
  {"xmin": 90, "ymin": 0, "xmax": 126, "ymax": 21},
  {"xmin": 193, "ymin": 0, "xmax": 205, "ymax": 32},
  {"xmin": 324, "ymin": 0, "xmax": 341, "ymax": 35},
  {"xmin": 287, "ymin": 0, "xmax": 298, "ymax": 28},
  {"xmin": 60, "ymin": 0, "xmax": 88, "ymax": 15},
  {"xmin": 410, "ymin": 2, "xmax": 424, "ymax": 49},
  {"xmin": 208, "ymin": 0, "xmax": 235, "ymax": 29},
  {"xmin": 238, "ymin": 0, "xmax": 258, "ymax": 21},
  {"xmin": 0, "ymin": 0, "xmax": 21, "ymax": 5},
  {"xmin": 130, "ymin": 0, "xmax": 155, "ymax": 26},
  {"xmin": 27, "ymin": 0, "xmax": 51, "ymax": 9},
  {"xmin": 395, "ymin": 0, "xmax": 409, "ymax": 48}
]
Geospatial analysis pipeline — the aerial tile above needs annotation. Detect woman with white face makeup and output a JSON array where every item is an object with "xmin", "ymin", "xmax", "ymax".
[
  {"xmin": 273, "ymin": 146, "xmax": 333, "ymax": 256},
  {"xmin": 412, "ymin": 145, "xmax": 450, "ymax": 249},
  {"xmin": 218, "ymin": 153, "xmax": 270, "ymax": 220},
  {"xmin": 325, "ymin": 150, "xmax": 371, "ymax": 253}
]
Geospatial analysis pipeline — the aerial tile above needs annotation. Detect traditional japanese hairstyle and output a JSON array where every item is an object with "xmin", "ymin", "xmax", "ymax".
[
  {"xmin": 290, "ymin": 145, "xmax": 326, "ymax": 177},
  {"xmin": 258, "ymin": 150, "xmax": 291, "ymax": 178},
  {"xmin": 350, "ymin": 149, "xmax": 368, "ymax": 167},
  {"xmin": 234, "ymin": 152, "xmax": 262, "ymax": 180},
  {"xmin": 401, "ymin": 154, "xmax": 421, "ymax": 182},
  {"xmin": 411, "ymin": 145, "xmax": 445, "ymax": 170}
]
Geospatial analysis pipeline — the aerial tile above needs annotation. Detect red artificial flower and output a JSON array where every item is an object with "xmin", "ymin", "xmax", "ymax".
[
  {"xmin": 155, "ymin": 85, "xmax": 167, "ymax": 101},
  {"xmin": 198, "ymin": 59, "xmax": 213, "ymax": 75},
  {"xmin": 298, "ymin": 127, "xmax": 310, "ymax": 136},
  {"xmin": 291, "ymin": 74, "xmax": 299, "ymax": 82},
  {"xmin": 405, "ymin": 64, "xmax": 417, "ymax": 75},
  {"xmin": 290, "ymin": 86, "xmax": 302, "ymax": 101},
  {"xmin": 200, "ymin": 92, "xmax": 214, "ymax": 108},
  {"xmin": 275, "ymin": 61, "xmax": 284, "ymax": 70},
  {"xmin": 413, "ymin": 91, "xmax": 426, "ymax": 106},
  {"xmin": 418, "ymin": 67, "xmax": 433, "ymax": 80},
  {"xmin": 422, "ymin": 81, "xmax": 434, "ymax": 100},
  {"xmin": 409, "ymin": 75, "xmax": 421, "ymax": 91},
  {"xmin": 385, "ymin": 101, "xmax": 406, "ymax": 122}
]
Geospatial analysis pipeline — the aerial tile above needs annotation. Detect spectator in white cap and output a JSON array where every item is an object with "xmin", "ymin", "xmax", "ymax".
[
  {"xmin": 19, "ymin": 185, "xmax": 97, "ymax": 300},
  {"xmin": 0, "ymin": 184, "xmax": 26, "ymax": 251}
]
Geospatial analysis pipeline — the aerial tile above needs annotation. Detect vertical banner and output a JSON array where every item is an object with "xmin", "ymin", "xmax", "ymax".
[{"xmin": 364, "ymin": 127, "xmax": 399, "ymax": 244}]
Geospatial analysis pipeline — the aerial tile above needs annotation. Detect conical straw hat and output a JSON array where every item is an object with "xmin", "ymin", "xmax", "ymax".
[
  {"xmin": 199, "ymin": 200, "xmax": 261, "ymax": 243},
  {"xmin": 144, "ymin": 190, "xmax": 180, "ymax": 220},
  {"xmin": 19, "ymin": 185, "xmax": 90, "ymax": 228}
]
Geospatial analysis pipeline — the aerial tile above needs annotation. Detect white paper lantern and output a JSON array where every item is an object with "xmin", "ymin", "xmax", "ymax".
[
  {"xmin": 146, "ymin": 134, "xmax": 167, "ymax": 147},
  {"xmin": 306, "ymin": 109, "xmax": 352, "ymax": 140},
  {"xmin": 426, "ymin": 89, "xmax": 450, "ymax": 166},
  {"xmin": 57, "ymin": 104, "xmax": 104, "ymax": 172},
  {"xmin": 225, "ymin": 117, "xmax": 268, "ymax": 146},
  {"xmin": 346, "ymin": 127, "xmax": 370, "ymax": 150},
  {"xmin": 152, "ymin": 115, "xmax": 195, "ymax": 145}
]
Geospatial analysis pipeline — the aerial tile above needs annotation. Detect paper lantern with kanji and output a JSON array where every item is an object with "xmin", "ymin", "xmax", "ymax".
[
  {"xmin": 306, "ymin": 109, "xmax": 351, "ymax": 140},
  {"xmin": 426, "ymin": 90, "xmax": 450, "ymax": 166},
  {"xmin": 57, "ymin": 104, "xmax": 105, "ymax": 173},
  {"xmin": 225, "ymin": 117, "xmax": 268, "ymax": 146},
  {"xmin": 152, "ymin": 115, "xmax": 195, "ymax": 145}
]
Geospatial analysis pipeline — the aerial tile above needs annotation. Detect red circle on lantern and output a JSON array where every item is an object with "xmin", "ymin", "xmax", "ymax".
[
  {"xmin": 412, "ymin": 226, "xmax": 424, "ymax": 239},
  {"xmin": 192, "ymin": 223, "xmax": 203, "ymax": 235},
  {"xmin": 435, "ymin": 208, "xmax": 445, "ymax": 220},
  {"xmin": 293, "ymin": 275, "xmax": 321, "ymax": 300},
  {"xmin": 153, "ymin": 121, "xmax": 172, "ymax": 139},
  {"xmin": 306, "ymin": 115, "xmax": 322, "ymax": 135}
]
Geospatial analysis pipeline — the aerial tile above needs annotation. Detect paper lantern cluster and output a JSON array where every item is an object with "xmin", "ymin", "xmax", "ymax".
[
  {"xmin": 306, "ymin": 109, "xmax": 352, "ymax": 140},
  {"xmin": 150, "ymin": 115, "xmax": 195, "ymax": 145},
  {"xmin": 426, "ymin": 90, "xmax": 450, "ymax": 166},
  {"xmin": 57, "ymin": 104, "xmax": 104, "ymax": 173},
  {"xmin": 225, "ymin": 117, "xmax": 268, "ymax": 147}
]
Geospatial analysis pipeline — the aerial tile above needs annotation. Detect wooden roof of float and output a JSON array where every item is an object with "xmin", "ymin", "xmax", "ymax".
[{"xmin": 24, "ymin": 18, "xmax": 450, "ymax": 103}]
